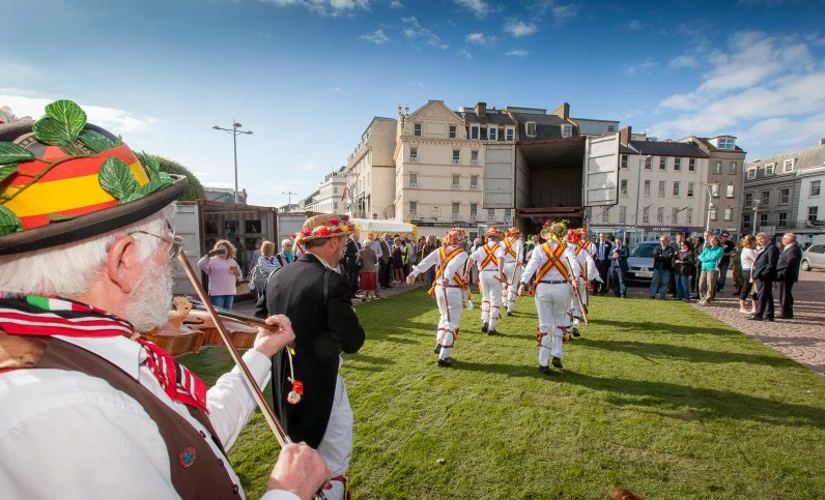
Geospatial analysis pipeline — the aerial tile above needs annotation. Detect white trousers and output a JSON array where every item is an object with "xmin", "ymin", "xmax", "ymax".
[
  {"xmin": 316, "ymin": 374, "xmax": 353, "ymax": 500},
  {"xmin": 571, "ymin": 282, "xmax": 589, "ymax": 327},
  {"xmin": 435, "ymin": 287, "xmax": 465, "ymax": 360},
  {"xmin": 501, "ymin": 262, "xmax": 522, "ymax": 313},
  {"xmin": 534, "ymin": 283, "xmax": 572, "ymax": 367},
  {"xmin": 479, "ymin": 271, "xmax": 504, "ymax": 329}
]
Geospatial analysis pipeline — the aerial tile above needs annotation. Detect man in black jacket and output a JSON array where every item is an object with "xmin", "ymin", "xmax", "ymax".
[
  {"xmin": 343, "ymin": 232, "xmax": 362, "ymax": 299},
  {"xmin": 593, "ymin": 232, "xmax": 613, "ymax": 294},
  {"xmin": 748, "ymin": 232, "xmax": 779, "ymax": 321},
  {"xmin": 257, "ymin": 214, "xmax": 366, "ymax": 499},
  {"xmin": 650, "ymin": 236, "xmax": 675, "ymax": 299},
  {"xmin": 776, "ymin": 232, "xmax": 802, "ymax": 319}
]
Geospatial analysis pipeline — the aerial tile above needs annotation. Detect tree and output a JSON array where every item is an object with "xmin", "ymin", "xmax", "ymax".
[{"xmin": 149, "ymin": 154, "xmax": 206, "ymax": 201}]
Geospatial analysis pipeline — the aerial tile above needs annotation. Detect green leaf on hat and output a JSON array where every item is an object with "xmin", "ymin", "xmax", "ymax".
[
  {"xmin": 99, "ymin": 157, "xmax": 140, "ymax": 203},
  {"xmin": 78, "ymin": 129, "xmax": 116, "ymax": 154},
  {"xmin": 0, "ymin": 164, "xmax": 18, "ymax": 184},
  {"xmin": 0, "ymin": 205, "xmax": 24, "ymax": 236},
  {"xmin": 45, "ymin": 100, "xmax": 87, "ymax": 142},
  {"xmin": 0, "ymin": 142, "xmax": 35, "ymax": 165},
  {"xmin": 46, "ymin": 213, "xmax": 77, "ymax": 222},
  {"xmin": 33, "ymin": 117, "xmax": 74, "ymax": 147}
]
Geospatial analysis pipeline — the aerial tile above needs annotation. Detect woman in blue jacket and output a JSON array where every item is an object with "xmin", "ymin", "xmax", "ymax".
[{"xmin": 698, "ymin": 235, "xmax": 724, "ymax": 305}]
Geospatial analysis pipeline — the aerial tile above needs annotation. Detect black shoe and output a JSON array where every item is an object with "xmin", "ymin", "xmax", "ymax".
[
  {"xmin": 746, "ymin": 315, "xmax": 763, "ymax": 321},
  {"xmin": 437, "ymin": 358, "xmax": 452, "ymax": 367},
  {"xmin": 778, "ymin": 314, "xmax": 793, "ymax": 319},
  {"xmin": 434, "ymin": 344, "xmax": 442, "ymax": 354},
  {"xmin": 481, "ymin": 322, "xmax": 489, "ymax": 333},
  {"xmin": 571, "ymin": 326, "xmax": 581, "ymax": 338},
  {"xmin": 538, "ymin": 365, "xmax": 551, "ymax": 374},
  {"xmin": 507, "ymin": 311, "xmax": 513, "ymax": 317},
  {"xmin": 487, "ymin": 329, "xmax": 497, "ymax": 336},
  {"xmin": 552, "ymin": 356, "xmax": 563, "ymax": 369},
  {"xmin": 766, "ymin": 315, "xmax": 775, "ymax": 322}
]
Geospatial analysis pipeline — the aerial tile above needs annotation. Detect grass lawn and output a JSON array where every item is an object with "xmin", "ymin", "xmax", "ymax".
[{"xmin": 181, "ymin": 288, "xmax": 825, "ymax": 499}]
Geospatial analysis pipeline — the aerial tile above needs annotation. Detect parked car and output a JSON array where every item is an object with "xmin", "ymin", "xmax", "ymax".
[
  {"xmin": 625, "ymin": 241, "xmax": 659, "ymax": 282},
  {"xmin": 801, "ymin": 243, "xmax": 825, "ymax": 271}
]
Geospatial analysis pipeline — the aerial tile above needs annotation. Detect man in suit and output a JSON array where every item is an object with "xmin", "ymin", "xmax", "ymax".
[
  {"xmin": 343, "ymin": 232, "xmax": 362, "ymax": 299},
  {"xmin": 776, "ymin": 232, "xmax": 802, "ymax": 319},
  {"xmin": 611, "ymin": 236, "xmax": 630, "ymax": 298},
  {"xmin": 594, "ymin": 232, "xmax": 613, "ymax": 295},
  {"xmin": 379, "ymin": 234, "xmax": 392, "ymax": 288},
  {"xmin": 748, "ymin": 232, "xmax": 779, "ymax": 321},
  {"xmin": 650, "ymin": 236, "xmax": 675, "ymax": 299},
  {"xmin": 258, "ymin": 214, "xmax": 366, "ymax": 499}
]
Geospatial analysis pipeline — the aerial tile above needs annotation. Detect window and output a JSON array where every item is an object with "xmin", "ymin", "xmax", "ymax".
[
  {"xmin": 471, "ymin": 150, "xmax": 479, "ymax": 165},
  {"xmin": 809, "ymin": 206, "xmax": 820, "ymax": 222},
  {"xmin": 657, "ymin": 207, "xmax": 664, "ymax": 224},
  {"xmin": 333, "ymin": 186, "xmax": 338, "ymax": 194},
  {"xmin": 602, "ymin": 207, "xmax": 610, "ymax": 223},
  {"xmin": 780, "ymin": 188, "xmax": 789, "ymax": 205},
  {"xmin": 784, "ymin": 159, "xmax": 794, "ymax": 172},
  {"xmin": 659, "ymin": 157, "xmax": 666, "ymax": 170},
  {"xmin": 687, "ymin": 182, "xmax": 695, "ymax": 197},
  {"xmin": 409, "ymin": 201, "xmax": 417, "ymax": 216},
  {"xmin": 743, "ymin": 213, "xmax": 752, "ymax": 229},
  {"xmin": 747, "ymin": 167, "xmax": 757, "ymax": 180},
  {"xmin": 718, "ymin": 137, "xmax": 735, "ymax": 149},
  {"xmin": 711, "ymin": 183, "xmax": 719, "ymax": 197},
  {"xmin": 409, "ymin": 173, "xmax": 418, "ymax": 187},
  {"xmin": 674, "ymin": 158, "xmax": 682, "ymax": 171},
  {"xmin": 811, "ymin": 180, "xmax": 822, "ymax": 197},
  {"xmin": 561, "ymin": 124, "xmax": 573, "ymax": 138},
  {"xmin": 760, "ymin": 213, "xmax": 768, "ymax": 227},
  {"xmin": 451, "ymin": 203, "xmax": 460, "ymax": 219},
  {"xmin": 409, "ymin": 147, "xmax": 418, "ymax": 161},
  {"xmin": 449, "ymin": 125, "xmax": 457, "ymax": 138},
  {"xmin": 644, "ymin": 180, "xmax": 651, "ymax": 197},
  {"xmin": 620, "ymin": 179, "xmax": 628, "ymax": 197},
  {"xmin": 489, "ymin": 126, "xmax": 498, "ymax": 141},
  {"xmin": 414, "ymin": 123, "xmax": 421, "ymax": 136},
  {"xmin": 452, "ymin": 174, "xmax": 460, "ymax": 189},
  {"xmin": 766, "ymin": 163, "xmax": 775, "ymax": 176},
  {"xmin": 470, "ymin": 125, "xmax": 480, "ymax": 140},
  {"xmin": 761, "ymin": 191, "xmax": 770, "ymax": 205},
  {"xmin": 658, "ymin": 180, "xmax": 666, "ymax": 197},
  {"xmin": 745, "ymin": 193, "xmax": 753, "ymax": 206},
  {"xmin": 672, "ymin": 207, "xmax": 679, "ymax": 224},
  {"xmin": 778, "ymin": 212, "xmax": 788, "ymax": 228},
  {"xmin": 724, "ymin": 208, "xmax": 732, "ymax": 221},
  {"xmin": 673, "ymin": 181, "xmax": 680, "ymax": 196},
  {"xmin": 431, "ymin": 206, "xmax": 441, "ymax": 217},
  {"xmin": 729, "ymin": 161, "xmax": 737, "ymax": 174},
  {"xmin": 713, "ymin": 161, "xmax": 722, "ymax": 174},
  {"xmin": 619, "ymin": 206, "xmax": 627, "ymax": 224},
  {"xmin": 470, "ymin": 175, "xmax": 479, "ymax": 189},
  {"xmin": 480, "ymin": 127, "xmax": 488, "ymax": 140},
  {"xmin": 643, "ymin": 206, "xmax": 650, "ymax": 223},
  {"xmin": 505, "ymin": 127, "xmax": 515, "ymax": 141},
  {"xmin": 644, "ymin": 157, "xmax": 652, "ymax": 170},
  {"xmin": 452, "ymin": 149, "xmax": 460, "ymax": 164},
  {"xmin": 504, "ymin": 211, "xmax": 511, "ymax": 223},
  {"xmin": 726, "ymin": 184, "xmax": 734, "ymax": 198},
  {"xmin": 487, "ymin": 208, "xmax": 495, "ymax": 221},
  {"xmin": 689, "ymin": 158, "xmax": 696, "ymax": 172},
  {"xmin": 470, "ymin": 203, "xmax": 478, "ymax": 219},
  {"xmin": 710, "ymin": 207, "xmax": 718, "ymax": 221},
  {"xmin": 526, "ymin": 122, "xmax": 536, "ymax": 137},
  {"xmin": 621, "ymin": 155, "xmax": 628, "ymax": 169},
  {"xmin": 686, "ymin": 207, "xmax": 693, "ymax": 224}
]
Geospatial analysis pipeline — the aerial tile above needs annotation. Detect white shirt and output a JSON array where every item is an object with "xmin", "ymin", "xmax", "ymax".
[
  {"xmin": 501, "ymin": 237, "xmax": 524, "ymax": 264},
  {"xmin": 521, "ymin": 240, "xmax": 580, "ymax": 286},
  {"xmin": 411, "ymin": 245, "xmax": 468, "ymax": 286},
  {"xmin": 370, "ymin": 240, "xmax": 383, "ymax": 259},
  {"xmin": 740, "ymin": 247, "xmax": 757, "ymax": 271},
  {"xmin": 0, "ymin": 335, "xmax": 298, "ymax": 500},
  {"xmin": 470, "ymin": 242, "xmax": 505, "ymax": 271}
]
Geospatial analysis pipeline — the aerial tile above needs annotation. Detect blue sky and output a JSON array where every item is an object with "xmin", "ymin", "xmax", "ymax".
[{"xmin": 2, "ymin": 0, "xmax": 825, "ymax": 206}]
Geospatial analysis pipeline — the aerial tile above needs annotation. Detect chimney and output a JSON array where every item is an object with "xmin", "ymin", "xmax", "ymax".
[
  {"xmin": 820, "ymin": 137, "xmax": 825, "ymax": 146},
  {"xmin": 551, "ymin": 102, "xmax": 570, "ymax": 120},
  {"xmin": 619, "ymin": 126, "xmax": 632, "ymax": 146},
  {"xmin": 474, "ymin": 102, "xmax": 487, "ymax": 118}
]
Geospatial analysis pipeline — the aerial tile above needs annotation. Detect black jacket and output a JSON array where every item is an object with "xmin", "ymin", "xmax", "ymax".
[
  {"xmin": 752, "ymin": 244, "xmax": 779, "ymax": 282},
  {"xmin": 652, "ymin": 244, "xmax": 675, "ymax": 271},
  {"xmin": 255, "ymin": 253, "xmax": 365, "ymax": 448},
  {"xmin": 343, "ymin": 238, "xmax": 361, "ymax": 272},
  {"xmin": 594, "ymin": 240, "xmax": 613, "ymax": 261},
  {"xmin": 777, "ymin": 243, "xmax": 802, "ymax": 283},
  {"xmin": 673, "ymin": 248, "xmax": 694, "ymax": 275}
]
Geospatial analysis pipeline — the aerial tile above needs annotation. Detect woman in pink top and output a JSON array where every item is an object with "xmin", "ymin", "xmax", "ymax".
[{"xmin": 198, "ymin": 239, "xmax": 242, "ymax": 310}]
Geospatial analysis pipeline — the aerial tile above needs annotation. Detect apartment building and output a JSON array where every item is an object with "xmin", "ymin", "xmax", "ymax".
[
  {"xmin": 743, "ymin": 139, "xmax": 825, "ymax": 242},
  {"xmin": 297, "ymin": 167, "xmax": 347, "ymax": 214},
  {"xmin": 343, "ymin": 117, "xmax": 397, "ymax": 219}
]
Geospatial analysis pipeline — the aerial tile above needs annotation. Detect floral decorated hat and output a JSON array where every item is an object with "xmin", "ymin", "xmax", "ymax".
[
  {"xmin": 540, "ymin": 220, "xmax": 569, "ymax": 241},
  {"xmin": 485, "ymin": 226, "xmax": 504, "ymax": 238},
  {"xmin": 443, "ymin": 227, "xmax": 467, "ymax": 247},
  {"xmin": 565, "ymin": 228, "xmax": 585, "ymax": 243},
  {"xmin": 293, "ymin": 214, "xmax": 357, "ymax": 244},
  {"xmin": 505, "ymin": 227, "xmax": 521, "ymax": 237},
  {"xmin": 0, "ymin": 99, "xmax": 186, "ymax": 255}
]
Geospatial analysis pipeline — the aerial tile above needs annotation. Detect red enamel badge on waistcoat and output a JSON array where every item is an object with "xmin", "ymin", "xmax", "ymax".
[{"xmin": 180, "ymin": 447, "xmax": 197, "ymax": 467}]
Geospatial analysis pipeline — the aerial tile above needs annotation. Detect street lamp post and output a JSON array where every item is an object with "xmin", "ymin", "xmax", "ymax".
[
  {"xmin": 752, "ymin": 199, "xmax": 761, "ymax": 233},
  {"xmin": 282, "ymin": 191, "xmax": 297, "ymax": 208},
  {"xmin": 213, "ymin": 122, "xmax": 253, "ymax": 204},
  {"xmin": 703, "ymin": 183, "xmax": 715, "ymax": 232},
  {"xmin": 632, "ymin": 153, "xmax": 652, "ymax": 246}
]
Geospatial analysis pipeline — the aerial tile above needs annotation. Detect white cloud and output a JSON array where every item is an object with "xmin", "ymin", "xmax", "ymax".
[
  {"xmin": 401, "ymin": 16, "xmax": 448, "ymax": 48},
  {"xmin": 628, "ymin": 19, "xmax": 643, "ymax": 30},
  {"xmin": 328, "ymin": 87, "xmax": 344, "ymax": 91},
  {"xmin": 455, "ymin": 0, "xmax": 498, "ymax": 18},
  {"xmin": 359, "ymin": 28, "xmax": 390, "ymax": 44},
  {"xmin": 669, "ymin": 55, "xmax": 700, "ymax": 69},
  {"xmin": 505, "ymin": 49, "xmax": 528, "ymax": 57},
  {"xmin": 0, "ymin": 91, "xmax": 155, "ymax": 132},
  {"xmin": 504, "ymin": 20, "xmax": 537, "ymax": 37},
  {"xmin": 535, "ymin": 0, "xmax": 579, "ymax": 24},
  {"xmin": 624, "ymin": 58, "xmax": 659, "ymax": 76},
  {"xmin": 260, "ymin": 0, "xmax": 371, "ymax": 16},
  {"xmin": 389, "ymin": 0, "xmax": 403, "ymax": 8},
  {"xmin": 465, "ymin": 32, "xmax": 494, "ymax": 45},
  {"xmin": 457, "ymin": 49, "xmax": 473, "ymax": 59}
]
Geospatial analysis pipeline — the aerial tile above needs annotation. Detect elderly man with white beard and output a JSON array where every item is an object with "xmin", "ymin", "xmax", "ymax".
[{"xmin": 0, "ymin": 100, "xmax": 329, "ymax": 500}]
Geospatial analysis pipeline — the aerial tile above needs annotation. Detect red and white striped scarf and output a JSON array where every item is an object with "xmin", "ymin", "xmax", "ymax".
[{"xmin": 0, "ymin": 293, "xmax": 208, "ymax": 413}]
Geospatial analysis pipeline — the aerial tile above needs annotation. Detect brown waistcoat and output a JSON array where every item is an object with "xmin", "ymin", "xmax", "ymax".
[{"xmin": 0, "ymin": 332, "xmax": 241, "ymax": 499}]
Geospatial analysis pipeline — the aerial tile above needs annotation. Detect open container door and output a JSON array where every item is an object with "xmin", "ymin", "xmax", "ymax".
[
  {"xmin": 483, "ymin": 145, "xmax": 515, "ymax": 209},
  {"xmin": 583, "ymin": 133, "xmax": 620, "ymax": 207}
]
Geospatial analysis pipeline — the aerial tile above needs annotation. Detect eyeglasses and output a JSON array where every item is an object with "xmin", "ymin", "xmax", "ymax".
[{"xmin": 129, "ymin": 230, "xmax": 184, "ymax": 260}]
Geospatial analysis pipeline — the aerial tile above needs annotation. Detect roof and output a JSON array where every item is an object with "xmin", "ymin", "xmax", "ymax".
[
  {"xmin": 746, "ymin": 143, "xmax": 825, "ymax": 171},
  {"xmin": 456, "ymin": 110, "xmax": 515, "ymax": 125},
  {"xmin": 686, "ymin": 136, "xmax": 746, "ymax": 153},
  {"xmin": 629, "ymin": 140, "xmax": 709, "ymax": 158},
  {"xmin": 508, "ymin": 112, "xmax": 574, "ymax": 141}
]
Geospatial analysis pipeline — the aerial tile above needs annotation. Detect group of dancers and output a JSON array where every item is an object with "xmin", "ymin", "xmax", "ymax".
[{"xmin": 407, "ymin": 221, "xmax": 601, "ymax": 373}]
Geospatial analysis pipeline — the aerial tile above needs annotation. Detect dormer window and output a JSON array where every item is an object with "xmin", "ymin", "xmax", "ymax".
[
  {"xmin": 414, "ymin": 123, "xmax": 421, "ymax": 136},
  {"xmin": 783, "ymin": 158, "xmax": 794, "ymax": 172},
  {"xmin": 765, "ymin": 163, "xmax": 775, "ymax": 176},
  {"xmin": 717, "ymin": 136, "xmax": 735, "ymax": 150},
  {"xmin": 488, "ymin": 126, "xmax": 498, "ymax": 141},
  {"xmin": 505, "ymin": 126, "xmax": 515, "ymax": 141},
  {"xmin": 561, "ymin": 124, "xmax": 572, "ymax": 138},
  {"xmin": 526, "ymin": 122, "xmax": 537, "ymax": 137},
  {"xmin": 470, "ymin": 125, "xmax": 480, "ymax": 140}
]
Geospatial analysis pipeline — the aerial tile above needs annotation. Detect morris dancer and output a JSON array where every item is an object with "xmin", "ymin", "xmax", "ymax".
[
  {"xmin": 407, "ymin": 228, "xmax": 469, "ymax": 367},
  {"xmin": 465, "ymin": 227, "xmax": 506, "ymax": 335},
  {"xmin": 500, "ymin": 227, "xmax": 524, "ymax": 317},
  {"xmin": 518, "ymin": 222, "xmax": 580, "ymax": 374},
  {"xmin": 568, "ymin": 227, "xmax": 598, "ymax": 338}
]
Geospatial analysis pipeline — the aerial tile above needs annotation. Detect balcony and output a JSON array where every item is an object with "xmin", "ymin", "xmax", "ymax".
[
  {"xmin": 408, "ymin": 182, "xmax": 418, "ymax": 189},
  {"xmin": 452, "ymin": 158, "xmax": 460, "ymax": 165},
  {"xmin": 470, "ymin": 159, "xmax": 479, "ymax": 166},
  {"xmin": 469, "ymin": 184, "xmax": 479, "ymax": 190},
  {"xmin": 469, "ymin": 214, "xmax": 477, "ymax": 221},
  {"xmin": 409, "ymin": 156, "xmax": 418, "ymax": 162},
  {"xmin": 451, "ymin": 184, "xmax": 461, "ymax": 190}
]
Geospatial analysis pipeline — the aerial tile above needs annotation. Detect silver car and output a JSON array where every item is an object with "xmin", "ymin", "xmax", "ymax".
[
  {"xmin": 801, "ymin": 244, "xmax": 825, "ymax": 271},
  {"xmin": 625, "ymin": 241, "xmax": 659, "ymax": 282}
]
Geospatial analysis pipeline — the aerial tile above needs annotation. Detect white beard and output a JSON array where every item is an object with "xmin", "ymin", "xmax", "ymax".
[{"xmin": 123, "ymin": 261, "xmax": 174, "ymax": 332}]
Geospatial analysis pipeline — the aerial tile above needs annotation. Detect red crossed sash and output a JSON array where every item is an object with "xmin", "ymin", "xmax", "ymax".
[
  {"xmin": 575, "ymin": 241, "xmax": 591, "ymax": 279},
  {"xmin": 478, "ymin": 243, "xmax": 501, "ymax": 270},
  {"xmin": 504, "ymin": 237, "xmax": 518, "ymax": 260},
  {"xmin": 530, "ymin": 241, "xmax": 569, "ymax": 294},
  {"xmin": 428, "ymin": 246, "xmax": 465, "ymax": 297}
]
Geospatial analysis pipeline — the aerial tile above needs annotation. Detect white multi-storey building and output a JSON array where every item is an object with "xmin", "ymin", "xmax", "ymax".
[{"xmin": 343, "ymin": 117, "xmax": 397, "ymax": 219}]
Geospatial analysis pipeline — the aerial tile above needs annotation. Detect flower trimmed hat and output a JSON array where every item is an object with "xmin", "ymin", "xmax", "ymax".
[
  {"xmin": 540, "ymin": 220, "xmax": 568, "ymax": 241},
  {"xmin": 485, "ymin": 226, "xmax": 504, "ymax": 238},
  {"xmin": 294, "ymin": 214, "xmax": 357, "ymax": 244},
  {"xmin": 0, "ymin": 99, "xmax": 186, "ymax": 255},
  {"xmin": 443, "ymin": 227, "xmax": 467, "ymax": 247},
  {"xmin": 505, "ymin": 227, "xmax": 521, "ymax": 237}
]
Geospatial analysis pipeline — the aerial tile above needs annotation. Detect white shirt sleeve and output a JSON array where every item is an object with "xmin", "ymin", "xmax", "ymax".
[
  {"xmin": 521, "ymin": 246, "xmax": 544, "ymax": 286},
  {"xmin": 563, "ymin": 245, "xmax": 581, "ymax": 278},
  {"xmin": 411, "ymin": 248, "xmax": 439, "ymax": 277},
  {"xmin": 198, "ymin": 254, "xmax": 212, "ymax": 273},
  {"xmin": 260, "ymin": 491, "xmax": 301, "ymax": 500}
]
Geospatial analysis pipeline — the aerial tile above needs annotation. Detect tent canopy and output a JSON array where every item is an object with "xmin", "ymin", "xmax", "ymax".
[{"xmin": 352, "ymin": 218, "xmax": 414, "ymax": 235}]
